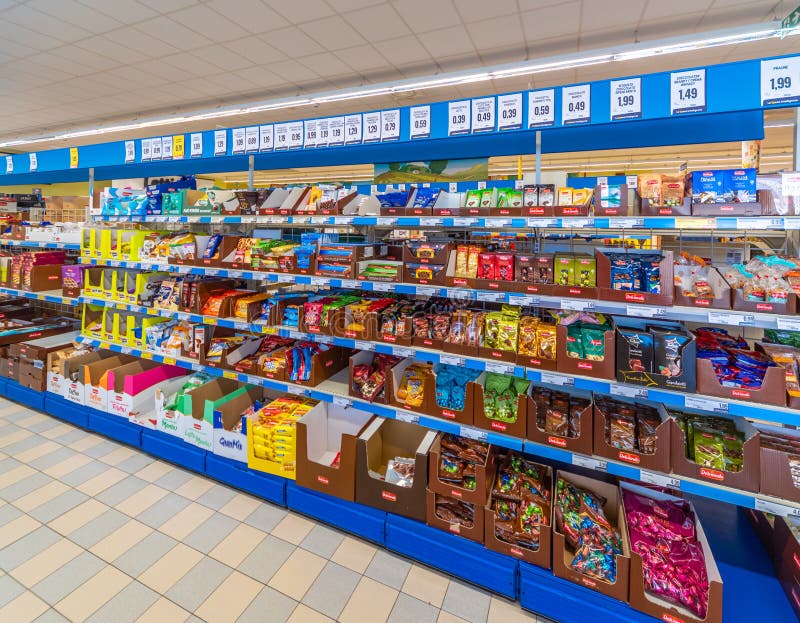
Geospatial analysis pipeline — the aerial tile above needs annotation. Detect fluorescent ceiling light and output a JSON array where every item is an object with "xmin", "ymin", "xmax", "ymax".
[{"xmin": 0, "ymin": 21, "xmax": 794, "ymax": 149}]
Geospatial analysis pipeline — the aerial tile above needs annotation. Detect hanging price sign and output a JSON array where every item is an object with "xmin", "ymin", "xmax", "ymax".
[
  {"xmin": 670, "ymin": 69, "xmax": 706, "ymax": 114},
  {"xmin": 448, "ymin": 100, "xmax": 471, "ymax": 135},
  {"xmin": 497, "ymin": 92, "xmax": 522, "ymax": 130},
  {"xmin": 409, "ymin": 105, "xmax": 430, "ymax": 139},
  {"xmin": 528, "ymin": 89, "xmax": 555, "ymax": 127},
  {"xmin": 562, "ymin": 84, "xmax": 591, "ymax": 124},
  {"xmin": 610, "ymin": 77, "xmax": 641, "ymax": 120}
]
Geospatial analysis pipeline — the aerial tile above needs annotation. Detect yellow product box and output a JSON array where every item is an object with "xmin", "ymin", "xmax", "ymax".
[
  {"xmin": 124, "ymin": 272, "xmax": 169, "ymax": 306},
  {"xmin": 114, "ymin": 230, "xmax": 150, "ymax": 261},
  {"xmin": 81, "ymin": 228, "xmax": 102, "ymax": 258},
  {"xmin": 557, "ymin": 187, "xmax": 574, "ymax": 206},
  {"xmin": 572, "ymin": 188, "xmax": 592, "ymax": 205},
  {"xmin": 81, "ymin": 304, "xmax": 108, "ymax": 339},
  {"xmin": 98, "ymin": 228, "xmax": 115, "ymax": 260}
]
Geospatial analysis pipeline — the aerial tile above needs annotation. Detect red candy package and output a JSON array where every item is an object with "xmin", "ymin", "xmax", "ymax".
[
  {"xmin": 478, "ymin": 253, "xmax": 497, "ymax": 280},
  {"xmin": 495, "ymin": 254, "xmax": 515, "ymax": 281}
]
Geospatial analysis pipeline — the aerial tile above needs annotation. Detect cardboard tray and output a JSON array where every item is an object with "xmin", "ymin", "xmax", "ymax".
[
  {"xmin": 387, "ymin": 358, "xmax": 438, "ymax": 416},
  {"xmin": 526, "ymin": 387, "xmax": 594, "ymax": 455},
  {"xmin": 23, "ymin": 264, "xmax": 63, "ymax": 292},
  {"xmin": 756, "ymin": 423, "xmax": 800, "ymax": 504},
  {"xmin": 552, "ymin": 470, "xmax": 631, "ymax": 602},
  {"xmin": 429, "ymin": 363, "xmax": 474, "ymax": 425},
  {"xmin": 593, "ymin": 184, "xmax": 631, "ymax": 217},
  {"xmin": 692, "ymin": 201, "xmax": 762, "ymax": 216},
  {"xmin": 348, "ymin": 351, "xmax": 394, "ymax": 405},
  {"xmin": 731, "ymin": 288, "xmax": 797, "ymax": 315},
  {"xmin": 427, "ymin": 433, "xmax": 495, "ymax": 506},
  {"xmin": 555, "ymin": 324, "xmax": 616, "ymax": 380},
  {"xmin": 695, "ymin": 357, "xmax": 787, "ymax": 407},
  {"xmin": 596, "ymin": 250, "xmax": 675, "ymax": 307},
  {"xmin": 470, "ymin": 372, "xmax": 528, "ymax": 438},
  {"xmin": 426, "ymin": 489, "xmax": 484, "ymax": 543},
  {"xmin": 673, "ymin": 265, "xmax": 732, "ymax": 310},
  {"xmin": 640, "ymin": 197, "xmax": 692, "ymax": 216}
]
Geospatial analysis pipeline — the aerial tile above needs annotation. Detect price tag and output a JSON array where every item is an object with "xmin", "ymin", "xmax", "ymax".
[
  {"xmin": 316, "ymin": 118, "xmax": 330, "ymax": 147},
  {"xmin": 327, "ymin": 116, "xmax": 344, "ymax": 146},
  {"xmin": 562, "ymin": 84, "xmax": 591, "ymax": 124},
  {"xmin": 416, "ymin": 286, "xmax": 438, "ymax": 297},
  {"xmin": 409, "ymin": 105, "xmax": 431, "ymax": 139},
  {"xmin": 561, "ymin": 299, "xmax": 594, "ymax": 311},
  {"xmin": 507, "ymin": 295, "xmax": 536, "ymax": 306},
  {"xmin": 541, "ymin": 372, "xmax": 574, "ymax": 386},
  {"xmin": 640, "ymin": 470, "xmax": 680, "ymax": 489},
  {"xmin": 527, "ymin": 218, "xmax": 558, "ymax": 228},
  {"xmin": 339, "ymin": 279, "xmax": 360, "ymax": 289},
  {"xmin": 354, "ymin": 340, "xmax": 375, "ymax": 352},
  {"xmin": 170, "ymin": 134, "xmax": 183, "ymax": 159},
  {"xmin": 303, "ymin": 119, "xmax": 317, "ymax": 148},
  {"xmin": 257, "ymin": 124, "xmax": 273, "ymax": 152},
  {"xmin": 373, "ymin": 282, "xmax": 394, "ymax": 292},
  {"xmin": 333, "ymin": 395, "xmax": 352, "ymax": 408},
  {"xmin": 754, "ymin": 498, "xmax": 800, "ymax": 518},
  {"xmin": 214, "ymin": 130, "xmax": 227, "ymax": 156},
  {"xmin": 161, "ymin": 136, "xmax": 173, "ymax": 159},
  {"xmin": 528, "ymin": 89, "xmax": 555, "ymax": 127},
  {"xmin": 625, "ymin": 175, "xmax": 638, "ymax": 189},
  {"xmin": 309, "ymin": 276, "xmax": 329, "ymax": 287},
  {"xmin": 394, "ymin": 347, "xmax": 415, "ymax": 358},
  {"xmin": 597, "ymin": 176, "xmax": 608, "ymax": 187},
  {"xmin": 610, "ymin": 383, "xmax": 648, "ymax": 398},
  {"xmin": 784, "ymin": 215, "xmax": 800, "ymax": 228},
  {"xmin": 707, "ymin": 310, "xmax": 754, "ymax": 326},
  {"xmin": 121, "ymin": 346, "xmax": 133, "ymax": 355},
  {"xmin": 610, "ymin": 217, "xmax": 644, "ymax": 229},
  {"xmin": 684, "ymin": 395, "xmax": 729, "ymax": 413},
  {"xmin": 381, "ymin": 109, "xmax": 400, "ymax": 141},
  {"xmin": 778, "ymin": 317, "xmax": 800, "ymax": 331},
  {"xmin": 243, "ymin": 126, "xmax": 258, "ymax": 152},
  {"xmin": 4, "ymin": 155, "xmax": 11, "ymax": 174},
  {"xmin": 497, "ymin": 92, "xmax": 522, "ymax": 130},
  {"xmin": 736, "ymin": 217, "xmax": 783, "ymax": 230},
  {"xmin": 420, "ymin": 218, "xmax": 442, "ymax": 226},
  {"xmin": 345, "ymin": 114, "xmax": 362, "ymax": 144},
  {"xmin": 141, "ymin": 138, "xmax": 152, "ymax": 161},
  {"xmin": 452, "ymin": 217, "xmax": 476, "ymax": 227},
  {"xmin": 439, "ymin": 354, "xmax": 465, "ymax": 366},
  {"xmin": 396, "ymin": 411, "xmax": 419, "ymax": 424},
  {"xmin": 761, "ymin": 56, "xmax": 800, "ymax": 105},
  {"xmin": 274, "ymin": 124, "xmax": 289, "ymax": 150},
  {"xmin": 562, "ymin": 217, "xmax": 593, "ymax": 228},
  {"xmin": 190, "ymin": 133, "xmax": 203, "ymax": 157},
  {"xmin": 610, "ymin": 77, "xmax": 642, "ymax": 120},
  {"xmin": 316, "ymin": 335, "xmax": 334, "ymax": 345},
  {"xmin": 286, "ymin": 384, "xmax": 304, "ymax": 395},
  {"xmin": 485, "ymin": 361, "xmax": 514, "ymax": 374},
  {"xmin": 572, "ymin": 455, "xmax": 608, "ymax": 472},
  {"xmin": 69, "ymin": 147, "xmax": 78, "ymax": 168},
  {"xmin": 124, "ymin": 141, "xmax": 135, "ymax": 163},
  {"xmin": 670, "ymin": 69, "xmax": 706, "ymax": 114},
  {"xmin": 477, "ymin": 291, "xmax": 504, "ymax": 303},
  {"xmin": 151, "ymin": 137, "xmax": 162, "ymax": 160},
  {"xmin": 471, "ymin": 96, "xmax": 495, "ymax": 133},
  {"xmin": 626, "ymin": 304, "xmax": 667, "ymax": 318},
  {"xmin": 363, "ymin": 112, "xmax": 381, "ymax": 143},
  {"xmin": 448, "ymin": 100, "xmax": 471, "ymax": 135},
  {"xmin": 449, "ymin": 183, "xmax": 458, "ymax": 193},
  {"xmin": 287, "ymin": 122, "xmax": 303, "ymax": 149},
  {"xmin": 460, "ymin": 426, "xmax": 488, "ymax": 442}
]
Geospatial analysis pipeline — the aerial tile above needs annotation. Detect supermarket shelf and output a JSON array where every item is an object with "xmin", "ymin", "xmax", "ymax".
[
  {"xmin": 0, "ymin": 287, "xmax": 78, "ymax": 306},
  {"xmin": 78, "ymin": 257, "xmax": 800, "ymax": 331},
  {"xmin": 90, "ymin": 213, "xmax": 795, "ymax": 232},
  {"xmin": 74, "ymin": 335, "xmax": 800, "ymax": 520},
  {"xmin": 0, "ymin": 239, "xmax": 81, "ymax": 250}
]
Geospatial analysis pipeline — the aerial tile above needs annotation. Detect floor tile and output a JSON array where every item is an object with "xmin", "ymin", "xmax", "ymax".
[
  {"xmin": 164, "ymin": 556, "xmax": 232, "ymax": 612},
  {"xmin": 31, "ymin": 550, "xmax": 106, "ymax": 605},
  {"xmin": 181, "ymin": 511, "xmax": 239, "ymax": 554},
  {"xmin": 53, "ymin": 565, "xmax": 130, "ymax": 623},
  {"xmin": 366, "ymin": 549, "xmax": 412, "ymax": 590},
  {"xmin": 154, "ymin": 467, "xmax": 194, "ymax": 490},
  {"xmin": 2, "ymin": 434, "xmax": 45, "ymax": 456},
  {"xmin": 441, "ymin": 580, "xmax": 491, "ymax": 623},
  {"xmin": 85, "ymin": 581, "xmax": 159, "ymax": 623},
  {"xmin": 158, "ymin": 501, "xmax": 215, "ymax": 540},
  {"xmin": 48, "ymin": 498, "xmax": 109, "ymax": 535},
  {"xmin": 174, "ymin": 474, "xmax": 216, "ymax": 500},
  {"xmin": 271, "ymin": 512, "xmax": 316, "ymax": 545},
  {"xmin": 14, "ymin": 440, "xmax": 62, "ymax": 464},
  {"xmin": 218, "ymin": 492, "xmax": 262, "ymax": 521},
  {"xmin": 0, "ymin": 526, "xmax": 61, "ymax": 572},
  {"xmin": 133, "ymin": 597, "xmax": 191, "ymax": 623},
  {"xmin": 388, "ymin": 592, "xmax": 440, "ymax": 623},
  {"xmin": 33, "ymin": 609, "xmax": 70, "ymax": 623},
  {"xmin": 83, "ymin": 440, "xmax": 121, "ymax": 459},
  {"xmin": 268, "ymin": 548, "xmax": 327, "ymax": 601},
  {"xmin": 287, "ymin": 604, "xmax": 336, "ymax": 623},
  {"xmin": 196, "ymin": 483, "xmax": 238, "ymax": 510},
  {"xmin": 10, "ymin": 539, "xmax": 83, "ymax": 588},
  {"xmin": 135, "ymin": 460, "xmax": 173, "ymax": 483},
  {"xmin": 42, "ymin": 452, "xmax": 93, "ymax": 479},
  {"xmin": 194, "ymin": 570, "xmax": 263, "ymax": 623},
  {"xmin": 237, "ymin": 585, "xmax": 297, "ymax": 623},
  {"xmin": 0, "ymin": 463, "xmax": 36, "ymax": 489},
  {"xmin": 98, "ymin": 445, "xmax": 138, "ymax": 467},
  {"xmin": 301, "ymin": 523, "xmax": 345, "ymax": 559},
  {"xmin": 38, "ymin": 423, "xmax": 75, "ymax": 440},
  {"xmin": 487, "ymin": 596, "xmax": 539, "ymax": 623},
  {"xmin": 59, "ymin": 459, "xmax": 108, "ymax": 488},
  {"xmin": 76, "ymin": 467, "xmax": 128, "ymax": 497},
  {"xmin": 0, "ymin": 514, "xmax": 40, "ymax": 549},
  {"xmin": 0, "ymin": 471, "xmax": 53, "ymax": 502},
  {"xmin": 12, "ymin": 481, "xmax": 69, "ymax": 513},
  {"xmin": 115, "ymin": 483, "xmax": 168, "ymax": 517},
  {"xmin": 115, "ymin": 453, "xmax": 155, "ymax": 474},
  {"xmin": 90, "ymin": 519, "xmax": 153, "ymax": 563},
  {"xmin": 28, "ymin": 447, "xmax": 76, "ymax": 472},
  {"xmin": 112, "ymin": 531, "xmax": 178, "ymax": 578},
  {"xmin": 237, "ymin": 534, "xmax": 296, "ymax": 584},
  {"xmin": 0, "ymin": 429, "xmax": 34, "ymax": 450},
  {"xmin": 94, "ymin": 475, "xmax": 149, "ymax": 507},
  {"xmin": 402, "ymin": 564, "xmax": 450, "ymax": 608},
  {"xmin": 137, "ymin": 543, "xmax": 203, "ymax": 594},
  {"xmin": 53, "ymin": 428, "xmax": 88, "ymax": 446},
  {"xmin": 339, "ymin": 576, "xmax": 398, "ymax": 623},
  {"xmin": 67, "ymin": 434, "xmax": 105, "ymax": 453},
  {"xmin": 0, "ymin": 573, "xmax": 26, "ymax": 607},
  {"xmin": 437, "ymin": 612, "xmax": 470, "ymax": 623},
  {"xmin": 208, "ymin": 522, "xmax": 267, "ymax": 568},
  {"xmin": 330, "ymin": 536, "xmax": 377, "ymax": 574},
  {"xmin": 28, "ymin": 489, "xmax": 89, "ymax": 524},
  {"xmin": 0, "ymin": 502, "xmax": 23, "ymax": 526},
  {"xmin": 136, "ymin": 492, "xmax": 191, "ymax": 529},
  {"xmin": 68, "ymin": 508, "xmax": 130, "ymax": 549},
  {"xmin": 243, "ymin": 501, "xmax": 288, "ymax": 532},
  {"xmin": 302, "ymin": 560, "xmax": 361, "ymax": 619},
  {"xmin": 0, "ymin": 591, "xmax": 49, "ymax": 622}
]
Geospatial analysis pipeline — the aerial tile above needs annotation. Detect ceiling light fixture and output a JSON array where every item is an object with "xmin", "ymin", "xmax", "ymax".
[{"xmin": 0, "ymin": 22, "xmax": 794, "ymax": 149}]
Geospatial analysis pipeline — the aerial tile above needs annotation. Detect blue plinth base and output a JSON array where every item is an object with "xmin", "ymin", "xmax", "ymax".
[
  {"xmin": 44, "ymin": 393, "xmax": 89, "ymax": 428},
  {"xmin": 0, "ymin": 378, "xmax": 7, "ymax": 397},
  {"xmin": 5, "ymin": 379, "xmax": 45, "ymax": 411},
  {"xmin": 205, "ymin": 454, "xmax": 286, "ymax": 506},
  {"xmin": 286, "ymin": 481, "xmax": 386, "ymax": 545},
  {"xmin": 386, "ymin": 514, "xmax": 518, "ymax": 599},
  {"xmin": 87, "ymin": 407, "xmax": 141, "ymax": 448},
  {"xmin": 141, "ymin": 428, "xmax": 206, "ymax": 473}
]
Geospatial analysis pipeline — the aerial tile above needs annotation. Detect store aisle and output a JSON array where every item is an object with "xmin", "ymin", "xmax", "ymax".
[{"xmin": 0, "ymin": 398, "xmax": 547, "ymax": 623}]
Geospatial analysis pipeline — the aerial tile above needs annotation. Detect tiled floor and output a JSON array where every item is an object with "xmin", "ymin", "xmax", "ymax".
[{"xmin": 0, "ymin": 398, "xmax": 551, "ymax": 623}]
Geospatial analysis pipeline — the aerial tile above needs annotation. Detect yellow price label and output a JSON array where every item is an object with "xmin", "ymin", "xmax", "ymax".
[
  {"xmin": 99, "ymin": 342, "xmax": 110, "ymax": 349},
  {"xmin": 206, "ymin": 318, "xmax": 218, "ymax": 325},
  {"xmin": 675, "ymin": 217, "xmax": 716, "ymax": 230},
  {"xmin": 172, "ymin": 135, "xmax": 185, "ymax": 159},
  {"xmin": 141, "ymin": 352, "xmax": 153, "ymax": 360},
  {"xmin": 223, "ymin": 370, "xmax": 237, "ymax": 379},
  {"xmin": 147, "ymin": 308, "xmax": 159, "ymax": 315},
  {"xmin": 262, "ymin": 326, "xmax": 278, "ymax": 335},
  {"xmin": 69, "ymin": 147, "xmax": 78, "ymax": 168},
  {"xmin": 163, "ymin": 357, "xmax": 176, "ymax": 365}
]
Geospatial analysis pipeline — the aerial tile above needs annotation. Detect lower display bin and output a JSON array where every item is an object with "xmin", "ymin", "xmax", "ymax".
[
  {"xmin": 87, "ymin": 406, "xmax": 142, "ymax": 448},
  {"xmin": 44, "ymin": 392, "xmax": 89, "ymax": 429},
  {"xmin": 385, "ymin": 513, "xmax": 518, "ymax": 599},
  {"xmin": 286, "ymin": 480, "xmax": 386, "ymax": 545},
  {"xmin": 141, "ymin": 427, "xmax": 206, "ymax": 473},
  {"xmin": 5, "ymin": 378, "xmax": 45, "ymax": 411},
  {"xmin": 206, "ymin": 453, "xmax": 286, "ymax": 506}
]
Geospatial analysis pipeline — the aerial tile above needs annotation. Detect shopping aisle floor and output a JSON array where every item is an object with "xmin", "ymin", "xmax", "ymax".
[{"xmin": 0, "ymin": 398, "xmax": 548, "ymax": 623}]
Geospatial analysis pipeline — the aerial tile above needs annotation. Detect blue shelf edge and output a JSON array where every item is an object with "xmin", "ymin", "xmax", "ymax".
[
  {"xmin": 385, "ymin": 514, "xmax": 518, "ymax": 599},
  {"xmin": 286, "ymin": 481, "xmax": 386, "ymax": 546},
  {"xmin": 140, "ymin": 428, "xmax": 206, "ymax": 473},
  {"xmin": 43, "ymin": 394, "xmax": 89, "ymax": 429},
  {"xmin": 205, "ymin": 454, "xmax": 286, "ymax": 507},
  {"xmin": 4, "ymin": 379, "xmax": 45, "ymax": 411},
  {"xmin": 86, "ymin": 406, "xmax": 142, "ymax": 448}
]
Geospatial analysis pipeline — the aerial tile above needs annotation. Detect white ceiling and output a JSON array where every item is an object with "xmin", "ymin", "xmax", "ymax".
[{"xmin": 0, "ymin": 0, "xmax": 795, "ymax": 150}]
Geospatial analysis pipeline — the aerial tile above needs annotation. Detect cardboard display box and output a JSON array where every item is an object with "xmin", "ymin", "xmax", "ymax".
[
  {"xmin": 673, "ymin": 265, "xmax": 732, "ymax": 310},
  {"xmin": 552, "ymin": 471, "xmax": 631, "ymax": 602},
  {"xmin": 348, "ymin": 351, "xmax": 395, "ymax": 406},
  {"xmin": 429, "ymin": 363, "xmax": 475, "ymax": 425},
  {"xmin": 426, "ymin": 489, "xmax": 484, "ymax": 543},
  {"xmin": 355, "ymin": 418, "xmax": 437, "ymax": 521},
  {"xmin": 61, "ymin": 350, "xmax": 106, "ymax": 403},
  {"xmin": 212, "ymin": 385, "xmax": 268, "ymax": 463},
  {"xmin": 695, "ymin": 356, "xmax": 787, "ymax": 407},
  {"xmin": 154, "ymin": 376, "xmax": 202, "ymax": 437},
  {"xmin": 470, "ymin": 372, "xmax": 528, "ymax": 438},
  {"xmin": 427, "ymin": 433, "xmax": 495, "ymax": 505},
  {"xmin": 526, "ymin": 386, "xmax": 594, "ymax": 455},
  {"xmin": 296, "ymin": 402, "xmax": 374, "ymax": 501},
  {"xmin": 106, "ymin": 360, "xmax": 186, "ymax": 421},
  {"xmin": 596, "ymin": 250, "xmax": 674, "ymax": 307},
  {"xmin": 180, "ymin": 377, "xmax": 247, "ymax": 450},
  {"xmin": 756, "ymin": 423, "xmax": 800, "ymax": 504},
  {"xmin": 555, "ymin": 323, "xmax": 616, "ymax": 380},
  {"xmin": 82, "ymin": 354, "xmax": 137, "ymax": 412},
  {"xmin": 387, "ymin": 357, "xmax": 438, "ymax": 416}
]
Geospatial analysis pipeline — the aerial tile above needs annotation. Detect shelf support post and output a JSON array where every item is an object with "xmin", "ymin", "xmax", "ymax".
[
  {"xmin": 535, "ymin": 131, "xmax": 542, "ymax": 185},
  {"xmin": 248, "ymin": 155, "xmax": 254, "ymax": 191},
  {"xmin": 87, "ymin": 167, "xmax": 94, "ymax": 222}
]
